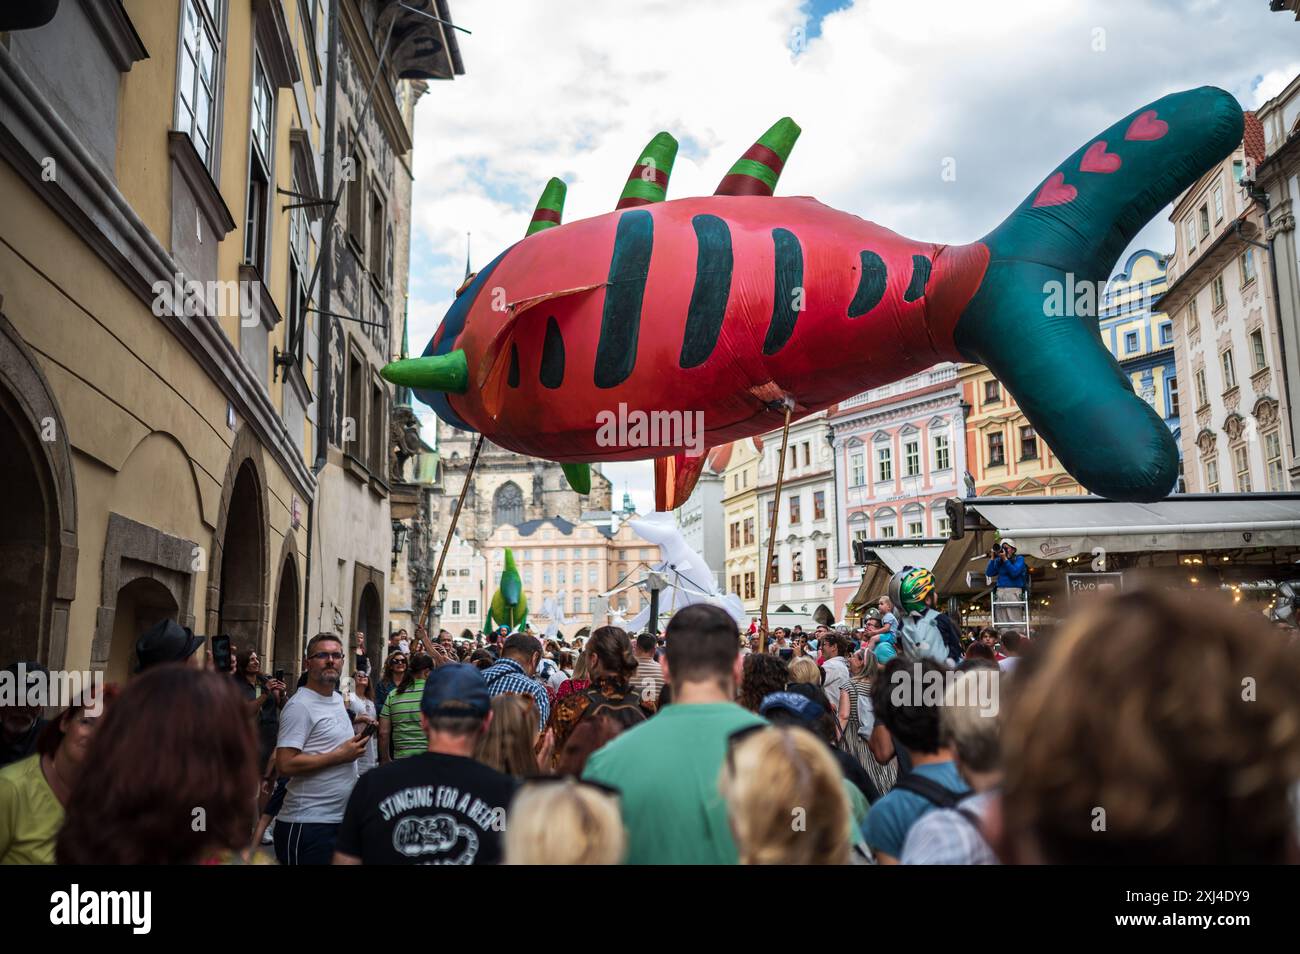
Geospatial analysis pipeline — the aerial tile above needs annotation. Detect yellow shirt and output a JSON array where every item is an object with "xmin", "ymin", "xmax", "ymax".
[{"xmin": 0, "ymin": 754, "xmax": 63, "ymax": 864}]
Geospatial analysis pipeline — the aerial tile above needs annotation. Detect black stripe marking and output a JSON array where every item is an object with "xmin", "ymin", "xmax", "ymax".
[
  {"xmin": 904, "ymin": 254, "xmax": 931, "ymax": 302},
  {"xmin": 679, "ymin": 214, "xmax": 733, "ymax": 369},
  {"xmin": 595, "ymin": 210, "xmax": 653, "ymax": 389},
  {"xmin": 847, "ymin": 250, "xmax": 887, "ymax": 317},
  {"xmin": 763, "ymin": 228, "xmax": 803, "ymax": 355},
  {"xmin": 507, "ymin": 342, "xmax": 520, "ymax": 388},
  {"xmin": 540, "ymin": 316, "xmax": 565, "ymax": 389}
]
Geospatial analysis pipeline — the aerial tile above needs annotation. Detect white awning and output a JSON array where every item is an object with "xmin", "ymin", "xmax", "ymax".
[
  {"xmin": 965, "ymin": 494, "xmax": 1300, "ymax": 561},
  {"xmin": 863, "ymin": 545, "xmax": 945, "ymax": 574}
]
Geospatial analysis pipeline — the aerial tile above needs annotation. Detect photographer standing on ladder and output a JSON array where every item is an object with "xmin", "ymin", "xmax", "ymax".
[{"xmin": 985, "ymin": 539, "xmax": 1029, "ymax": 626}]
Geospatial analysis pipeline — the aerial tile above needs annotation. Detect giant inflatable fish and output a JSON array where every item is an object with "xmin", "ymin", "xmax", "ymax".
[{"xmin": 384, "ymin": 87, "xmax": 1243, "ymax": 509}]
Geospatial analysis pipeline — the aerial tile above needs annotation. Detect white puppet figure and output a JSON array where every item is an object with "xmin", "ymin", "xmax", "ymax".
[
  {"xmin": 536, "ymin": 590, "xmax": 569, "ymax": 640},
  {"xmin": 625, "ymin": 512, "xmax": 747, "ymax": 631}
]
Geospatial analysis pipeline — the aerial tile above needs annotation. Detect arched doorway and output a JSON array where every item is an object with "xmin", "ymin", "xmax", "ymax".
[
  {"xmin": 356, "ymin": 582, "xmax": 381, "ymax": 670},
  {"xmin": 108, "ymin": 578, "xmax": 179, "ymax": 683},
  {"xmin": 217, "ymin": 460, "xmax": 267, "ymax": 653},
  {"xmin": 0, "ymin": 386, "xmax": 55, "ymax": 666},
  {"xmin": 271, "ymin": 554, "xmax": 300, "ymax": 682},
  {"xmin": 0, "ymin": 315, "xmax": 77, "ymax": 671}
]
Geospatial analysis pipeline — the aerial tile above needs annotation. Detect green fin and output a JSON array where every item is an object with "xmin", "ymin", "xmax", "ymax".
[
  {"xmin": 380, "ymin": 350, "xmax": 468, "ymax": 393},
  {"xmin": 561, "ymin": 462, "xmax": 591, "ymax": 495}
]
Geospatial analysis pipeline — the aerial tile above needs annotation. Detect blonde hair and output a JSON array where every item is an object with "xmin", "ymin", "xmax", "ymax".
[
  {"xmin": 474, "ymin": 694, "xmax": 538, "ymax": 777},
  {"xmin": 787, "ymin": 656, "xmax": 821, "ymax": 687},
  {"xmin": 505, "ymin": 780, "xmax": 626, "ymax": 865},
  {"xmin": 720, "ymin": 726, "xmax": 850, "ymax": 865}
]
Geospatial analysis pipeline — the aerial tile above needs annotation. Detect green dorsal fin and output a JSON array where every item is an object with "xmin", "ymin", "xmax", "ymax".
[
  {"xmin": 715, "ymin": 117, "xmax": 801, "ymax": 196},
  {"xmin": 617, "ymin": 131, "xmax": 678, "ymax": 209},
  {"xmin": 527, "ymin": 178, "xmax": 567, "ymax": 236}
]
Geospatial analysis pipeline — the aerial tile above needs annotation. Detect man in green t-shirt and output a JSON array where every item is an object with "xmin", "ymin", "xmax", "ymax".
[
  {"xmin": 583, "ymin": 605, "xmax": 764, "ymax": 864},
  {"xmin": 379, "ymin": 653, "xmax": 433, "ymax": 761}
]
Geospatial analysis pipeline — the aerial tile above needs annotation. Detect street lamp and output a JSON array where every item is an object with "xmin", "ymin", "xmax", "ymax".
[
  {"xmin": 434, "ymin": 581, "xmax": 449, "ymax": 618},
  {"xmin": 391, "ymin": 519, "xmax": 408, "ymax": 567}
]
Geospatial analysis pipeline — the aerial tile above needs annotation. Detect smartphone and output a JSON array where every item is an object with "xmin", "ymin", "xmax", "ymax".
[
  {"xmin": 211, "ymin": 634, "xmax": 232, "ymax": 672},
  {"xmin": 274, "ymin": 669, "xmax": 285, "ymax": 684},
  {"xmin": 778, "ymin": 647, "xmax": 794, "ymax": 661},
  {"xmin": 358, "ymin": 721, "xmax": 378, "ymax": 740}
]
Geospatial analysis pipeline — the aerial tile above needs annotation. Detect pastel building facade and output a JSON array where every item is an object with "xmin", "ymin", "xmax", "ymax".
[
  {"xmin": 1098, "ymin": 249, "xmax": 1183, "ymax": 490},
  {"xmin": 830, "ymin": 364, "xmax": 967, "ymax": 621},
  {"xmin": 754, "ymin": 412, "xmax": 837, "ymax": 626},
  {"xmin": 722, "ymin": 437, "xmax": 763, "ymax": 618},
  {"xmin": 1160, "ymin": 113, "xmax": 1294, "ymax": 494}
]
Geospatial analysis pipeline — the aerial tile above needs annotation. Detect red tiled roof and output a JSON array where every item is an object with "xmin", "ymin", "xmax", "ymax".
[
  {"xmin": 706, "ymin": 442, "xmax": 734, "ymax": 473},
  {"xmin": 1243, "ymin": 111, "xmax": 1266, "ymax": 165}
]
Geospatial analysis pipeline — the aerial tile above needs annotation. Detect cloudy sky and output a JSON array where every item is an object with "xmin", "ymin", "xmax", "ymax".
[{"xmin": 404, "ymin": 0, "xmax": 1299, "ymax": 513}]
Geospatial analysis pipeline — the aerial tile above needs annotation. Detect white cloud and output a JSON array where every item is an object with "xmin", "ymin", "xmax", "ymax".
[{"xmin": 405, "ymin": 0, "xmax": 1300, "ymax": 514}]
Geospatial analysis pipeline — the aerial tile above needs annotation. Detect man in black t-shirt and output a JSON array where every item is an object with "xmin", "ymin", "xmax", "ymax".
[{"xmin": 332, "ymin": 663, "xmax": 518, "ymax": 865}]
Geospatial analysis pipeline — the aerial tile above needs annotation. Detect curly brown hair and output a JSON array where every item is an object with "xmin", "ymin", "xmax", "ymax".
[
  {"xmin": 56, "ymin": 665, "xmax": 259, "ymax": 864},
  {"xmin": 739, "ymin": 653, "xmax": 789, "ymax": 712},
  {"xmin": 1001, "ymin": 587, "xmax": 1300, "ymax": 864}
]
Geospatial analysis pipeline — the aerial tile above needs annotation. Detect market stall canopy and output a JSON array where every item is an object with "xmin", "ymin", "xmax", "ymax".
[
  {"xmin": 843, "ymin": 545, "xmax": 945, "ymax": 617},
  {"xmin": 950, "ymin": 493, "xmax": 1300, "ymax": 563}
]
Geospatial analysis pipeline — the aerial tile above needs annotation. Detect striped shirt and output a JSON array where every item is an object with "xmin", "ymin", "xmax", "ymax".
[
  {"xmin": 633, "ymin": 658, "xmax": 665, "ymax": 698},
  {"xmin": 380, "ymin": 678, "xmax": 427, "ymax": 759}
]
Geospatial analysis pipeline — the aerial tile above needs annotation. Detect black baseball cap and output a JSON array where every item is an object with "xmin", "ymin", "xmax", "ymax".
[{"xmin": 421, "ymin": 663, "xmax": 491, "ymax": 718}]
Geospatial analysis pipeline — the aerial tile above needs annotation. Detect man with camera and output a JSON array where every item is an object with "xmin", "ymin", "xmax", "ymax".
[{"xmin": 985, "ymin": 538, "xmax": 1029, "ymax": 625}]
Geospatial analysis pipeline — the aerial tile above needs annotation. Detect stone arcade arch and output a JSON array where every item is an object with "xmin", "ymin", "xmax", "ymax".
[
  {"xmin": 208, "ymin": 426, "xmax": 270, "ymax": 653},
  {"xmin": 0, "ymin": 313, "xmax": 77, "ymax": 670}
]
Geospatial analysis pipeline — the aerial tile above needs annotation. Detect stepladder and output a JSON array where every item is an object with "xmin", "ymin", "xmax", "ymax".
[{"xmin": 989, "ymin": 587, "xmax": 1031, "ymax": 632}]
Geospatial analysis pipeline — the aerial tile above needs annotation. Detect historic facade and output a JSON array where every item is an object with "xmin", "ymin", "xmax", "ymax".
[
  {"xmin": 308, "ymin": 0, "xmax": 463, "ymax": 676},
  {"xmin": 0, "ymin": 0, "xmax": 325, "ymax": 678},
  {"xmin": 721, "ymin": 437, "xmax": 763, "ymax": 619},
  {"xmin": 1099, "ymin": 249, "xmax": 1182, "ymax": 490},
  {"xmin": 1255, "ymin": 68, "xmax": 1300, "ymax": 487},
  {"xmin": 830, "ymin": 365, "xmax": 967, "ymax": 621},
  {"xmin": 428, "ymin": 416, "xmax": 613, "ymax": 550},
  {"xmin": 1161, "ymin": 112, "xmax": 1295, "ymax": 494},
  {"xmin": 755, "ymin": 412, "xmax": 837, "ymax": 627}
]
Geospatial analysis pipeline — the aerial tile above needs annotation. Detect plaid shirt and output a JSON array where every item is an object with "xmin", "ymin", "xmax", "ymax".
[
  {"xmin": 899, "ymin": 790, "xmax": 999, "ymax": 865},
  {"xmin": 481, "ymin": 658, "xmax": 550, "ymax": 729}
]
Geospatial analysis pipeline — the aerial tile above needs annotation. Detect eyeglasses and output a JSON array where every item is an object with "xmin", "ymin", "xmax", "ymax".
[
  {"xmin": 309, "ymin": 652, "xmax": 344, "ymax": 661},
  {"xmin": 390, "ymin": 658, "xmax": 408, "ymax": 666}
]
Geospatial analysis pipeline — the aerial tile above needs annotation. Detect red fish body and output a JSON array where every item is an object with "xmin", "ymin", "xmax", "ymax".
[
  {"xmin": 394, "ymin": 88, "xmax": 1245, "ymax": 505},
  {"xmin": 429, "ymin": 195, "xmax": 988, "ymax": 461}
]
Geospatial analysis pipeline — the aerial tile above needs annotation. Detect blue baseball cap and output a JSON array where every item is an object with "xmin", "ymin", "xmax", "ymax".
[
  {"xmin": 759, "ymin": 690, "xmax": 826, "ymax": 723},
  {"xmin": 421, "ymin": 663, "xmax": 491, "ymax": 718}
]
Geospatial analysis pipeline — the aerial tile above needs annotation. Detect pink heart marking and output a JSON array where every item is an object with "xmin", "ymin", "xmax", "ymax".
[
  {"xmin": 1125, "ymin": 110, "xmax": 1168, "ymax": 141},
  {"xmin": 1080, "ymin": 140, "xmax": 1121, "ymax": 173},
  {"xmin": 1032, "ymin": 172, "xmax": 1077, "ymax": 208}
]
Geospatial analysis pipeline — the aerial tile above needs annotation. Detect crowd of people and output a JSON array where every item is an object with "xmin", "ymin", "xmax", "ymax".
[{"xmin": 1, "ymin": 581, "xmax": 1299, "ymax": 865}]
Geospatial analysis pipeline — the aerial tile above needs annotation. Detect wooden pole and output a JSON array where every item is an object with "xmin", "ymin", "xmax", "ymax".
[
  {"xmin": 417, "ymin": 434, "xmax": 484, "ymax": 635},
  {"xmin": 758, "ymin": 401, "xmax": 794, "ymax": 653}
]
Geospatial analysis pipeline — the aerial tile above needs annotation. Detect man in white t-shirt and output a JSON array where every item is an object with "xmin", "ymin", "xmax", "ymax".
[
  {"xmin": 820, "ymin": 632, "xmax": 852, "ymax": 714},
  {"xmin": 274, "ymin": 633, "xmax": 368, "ymax": 865}
]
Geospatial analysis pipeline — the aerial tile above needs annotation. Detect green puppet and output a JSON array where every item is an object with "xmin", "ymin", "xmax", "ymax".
[{"xmin": 484, "ymin": 548, "xmax": 528, "ymax": 632}]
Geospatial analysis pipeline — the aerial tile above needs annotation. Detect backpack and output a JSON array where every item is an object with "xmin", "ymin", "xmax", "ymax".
[
  {"xmin": 899, "ymin": 611, "xmax": 948, "ymax": 664},
  {"xmin": 894, "ymin": 773, "xmax": 984, "ymax": 833},
  {"xmin": 894, "ymin": 773, "xmax": 967, "ymax": 809},
  {"xmin": 935, "ymin": 613, "xmax": 964, "ymax": 664}
]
